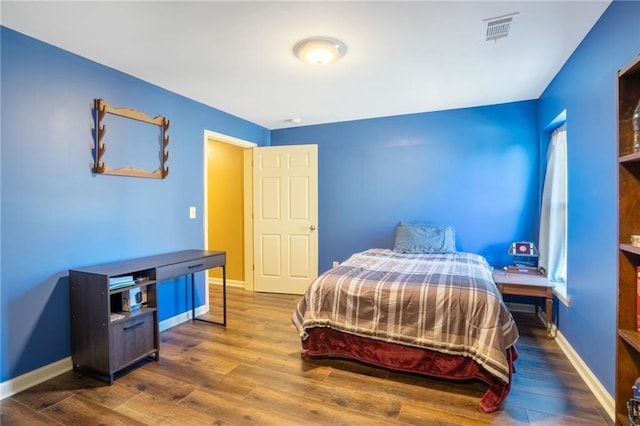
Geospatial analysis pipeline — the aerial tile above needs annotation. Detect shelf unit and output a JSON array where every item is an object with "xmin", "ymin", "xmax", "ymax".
[
  {"xmin": 616, "ymin": 54, "xmax": 640, "ymax": 425},
  {"xmin": 69, "ymin": 265, "xmax": 159, "ymax": 384}
]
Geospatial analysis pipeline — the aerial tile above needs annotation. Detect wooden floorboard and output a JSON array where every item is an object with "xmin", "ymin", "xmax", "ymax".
[{"xmin": 1, "ymin": 286, "xmax": 613, "ymax": 425}]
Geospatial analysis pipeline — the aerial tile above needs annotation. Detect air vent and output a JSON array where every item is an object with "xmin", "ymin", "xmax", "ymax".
[{"xmin": 482, "ymin": 12, "xmax": 519, "ymax": 42}]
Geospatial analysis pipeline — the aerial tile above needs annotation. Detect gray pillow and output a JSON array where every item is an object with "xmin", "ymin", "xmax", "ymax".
[{"xmin": 393, "ymin": 223, "xmax": 457, "ymax": 254}]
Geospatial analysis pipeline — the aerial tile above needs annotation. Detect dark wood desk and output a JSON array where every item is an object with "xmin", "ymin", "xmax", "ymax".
[{"xmin": 69, "ymin": 249, "xmax": 226, "ymax": 383}]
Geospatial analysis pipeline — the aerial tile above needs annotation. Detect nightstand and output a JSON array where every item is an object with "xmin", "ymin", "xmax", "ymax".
[{"xmin": 492, "ymin": 269, "xmax": 555, "ymax": 338}]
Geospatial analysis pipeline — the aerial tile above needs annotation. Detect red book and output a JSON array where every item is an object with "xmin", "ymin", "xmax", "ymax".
[{"xmin": 637, "ymin": 267, "xmax": 640, "ymax": 331}]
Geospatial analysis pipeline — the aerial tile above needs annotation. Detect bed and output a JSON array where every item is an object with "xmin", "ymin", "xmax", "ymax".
[{"xmin": 292, "ymin": 240, "xmax": 519, "ymax": 413}]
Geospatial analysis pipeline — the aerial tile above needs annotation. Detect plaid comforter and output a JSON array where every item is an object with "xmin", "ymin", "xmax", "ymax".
[{"xmin": 292, "ymin": 248, "xmax": 519, "ymax": 383}]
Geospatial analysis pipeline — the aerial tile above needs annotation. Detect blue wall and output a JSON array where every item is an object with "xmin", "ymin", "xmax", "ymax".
[
  {"xmin": 538, "ymin": 0, "xmax": 640, "ymax": 396},
  {"xmin": 0, "ymin": 27, "xmax": 270, "ymax": 382},
  {"xmin": 271, "ymin": 101, "xmax": 540, "ymax": 272}
]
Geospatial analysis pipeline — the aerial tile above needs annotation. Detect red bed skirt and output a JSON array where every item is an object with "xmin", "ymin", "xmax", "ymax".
[{"xmin": 301, "ymin": 328, "xmax": 518, "ymax": 413}]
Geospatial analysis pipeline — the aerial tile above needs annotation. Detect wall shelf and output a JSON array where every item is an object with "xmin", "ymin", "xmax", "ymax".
[
  {"xmin": 92, "ymin": 98, "xmax": 170, "ymax": 179},
  {"xmin": 619, "ymin": 151, "xmax": 640, "ymax": 163},
  {"xmin": 619, "ymin": 329, "xmax": 640, "ymax": 353},
  {"xmin": 620, "ymin": 244, "xmax": 640, "ymax": 256},
  {"xmin": 616, "ymin": 53, "xmax": 640, "ymax": 425}
]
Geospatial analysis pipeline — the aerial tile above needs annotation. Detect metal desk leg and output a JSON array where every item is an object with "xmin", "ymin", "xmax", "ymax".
[
  {"xmin": 192, "ymin": 267, "xmax": 227, "ymax": 327},
  {"xmin": 190, "ymin": 272, "xmax": 196, "ymax": 321},
  {"xmin": 221, "ymin": 265, "xmax": 227, "ymax": 326}
]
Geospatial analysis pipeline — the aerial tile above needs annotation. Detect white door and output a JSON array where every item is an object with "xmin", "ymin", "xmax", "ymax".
[{"xmin": 253, "ymin": 145, "xmax": 318, "ymax": 294}]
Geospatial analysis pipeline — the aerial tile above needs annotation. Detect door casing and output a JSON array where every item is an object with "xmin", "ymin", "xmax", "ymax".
[
  {"xmin": 203, "ymin": 130, "xmax": 256, "ymax": 295},
  {"xmin": 203, "ymin": 130, "xmax": 318, "ymax": 296}
]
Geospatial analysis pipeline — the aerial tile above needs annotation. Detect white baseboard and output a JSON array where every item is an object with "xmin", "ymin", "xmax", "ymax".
[
  {"xmin": 541, "ymin": 314, "xmax": 615, "ymax": 422},
  {"xmin": 0, "ymin": 357, "xmax": 72, "ymax": 400},
  {"xmin": 208, "ymin": 277, "xmax": 244, "ymax": 288},
  {"xmin": 159, "ymin": 311, "xmax": 190, "ymax": 332}
]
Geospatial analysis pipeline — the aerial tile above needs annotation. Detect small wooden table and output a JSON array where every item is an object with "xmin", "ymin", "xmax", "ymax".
[{"xmin": 492, "ymin": 269, "xmax": 555, "ymax": 338}]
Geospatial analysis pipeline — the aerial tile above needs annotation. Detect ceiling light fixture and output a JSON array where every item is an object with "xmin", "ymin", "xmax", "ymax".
[{"xmin": 293, "ymin": 37, "xmax": 346, "ymax": 66}]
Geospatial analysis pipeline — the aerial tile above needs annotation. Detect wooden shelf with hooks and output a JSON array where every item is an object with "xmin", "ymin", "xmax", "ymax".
[{"xmin": 92, "ymin": 98, "xmax": 169, "ymax": 179}]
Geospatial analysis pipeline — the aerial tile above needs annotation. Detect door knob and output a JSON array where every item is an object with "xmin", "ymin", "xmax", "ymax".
[{"xmin": 310, "ymin": 225, "xmax": 317, "ymax": 231}]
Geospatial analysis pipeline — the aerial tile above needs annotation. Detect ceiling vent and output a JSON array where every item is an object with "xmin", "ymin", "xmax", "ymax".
[{"xmin": 482, "ymin": 12, "xmax": 519, "ymax": 42}]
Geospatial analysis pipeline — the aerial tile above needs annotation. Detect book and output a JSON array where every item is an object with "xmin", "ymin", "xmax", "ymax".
[
  {"xmin": 110, "ymin": 312, "xmax": 125, "ymax": 322},
  {"xmin": 109, "ymin": 281, "xmax": 136, "ymax": 290},
  {"xmin": 109, "ymin": 275, "xmax": 136, "ymax": 290},
  {"xmin": 109, "ymin": 275, "xmax": 134, "ymax": 285}
]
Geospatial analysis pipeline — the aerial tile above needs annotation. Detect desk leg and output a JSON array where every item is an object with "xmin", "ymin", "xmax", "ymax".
[
  {"xmin": 545, "ymin": 296, "xmax": 554, "ymax": 339},
  {"xmin": 191, "ymin": 267, "xmax": 227, "ymax": 327},
  {"xmin": 190, "ymin": 272, "xmax": 196, "ymax": 321},
  {"xmin": 222, "ymin": 265, "xmax": 227, "ymax": 326}
]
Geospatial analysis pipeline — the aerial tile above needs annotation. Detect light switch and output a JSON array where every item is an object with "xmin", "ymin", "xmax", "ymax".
[{"xmin": 189, "ymin": 206, "xmax": 196, "ymax": 219}]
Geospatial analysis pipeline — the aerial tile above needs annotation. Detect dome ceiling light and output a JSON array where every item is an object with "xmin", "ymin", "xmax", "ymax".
[{"xmin": 293, "ymin": 37, "xmax": 347, "ymax": 66}]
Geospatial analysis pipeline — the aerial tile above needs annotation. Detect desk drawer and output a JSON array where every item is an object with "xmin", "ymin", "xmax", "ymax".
[
  {"xmin": 156, "ymin": 254, "xmax": 225, "ymax": 281},
  {"xmin": 110, "ymin": 311, "xmax": 156, "ymax": 371},
  {"xmin": 497, "ymin": 283, "xmax": 552, "ymax": 298}
]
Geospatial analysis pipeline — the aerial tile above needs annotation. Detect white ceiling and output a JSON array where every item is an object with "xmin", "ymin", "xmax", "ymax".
[{"xmin": 1, "ymin": 1, "xmax": 611, "ymax": 130}]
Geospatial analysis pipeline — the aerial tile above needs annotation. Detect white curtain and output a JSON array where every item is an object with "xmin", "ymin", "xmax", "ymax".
[{"xmin": 539, "ymin": 124, "xmax": 567, "ymax": 282}]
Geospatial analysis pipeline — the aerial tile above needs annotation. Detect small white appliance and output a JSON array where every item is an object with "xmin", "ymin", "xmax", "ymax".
[{"xmin": 121, "ymin": 286, "xmax": 143, "ymax": 311}]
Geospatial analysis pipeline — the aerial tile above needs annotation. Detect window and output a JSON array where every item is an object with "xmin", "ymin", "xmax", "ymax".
[{"xmin": 539, "ymin": 123, "xmax": 568, "ymax": 304}]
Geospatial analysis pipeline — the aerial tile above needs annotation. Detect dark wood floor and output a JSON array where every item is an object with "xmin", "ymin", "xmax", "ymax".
[{"xmin": 1, "ymin": 286, "xmax": 613, "ymax": 425}]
